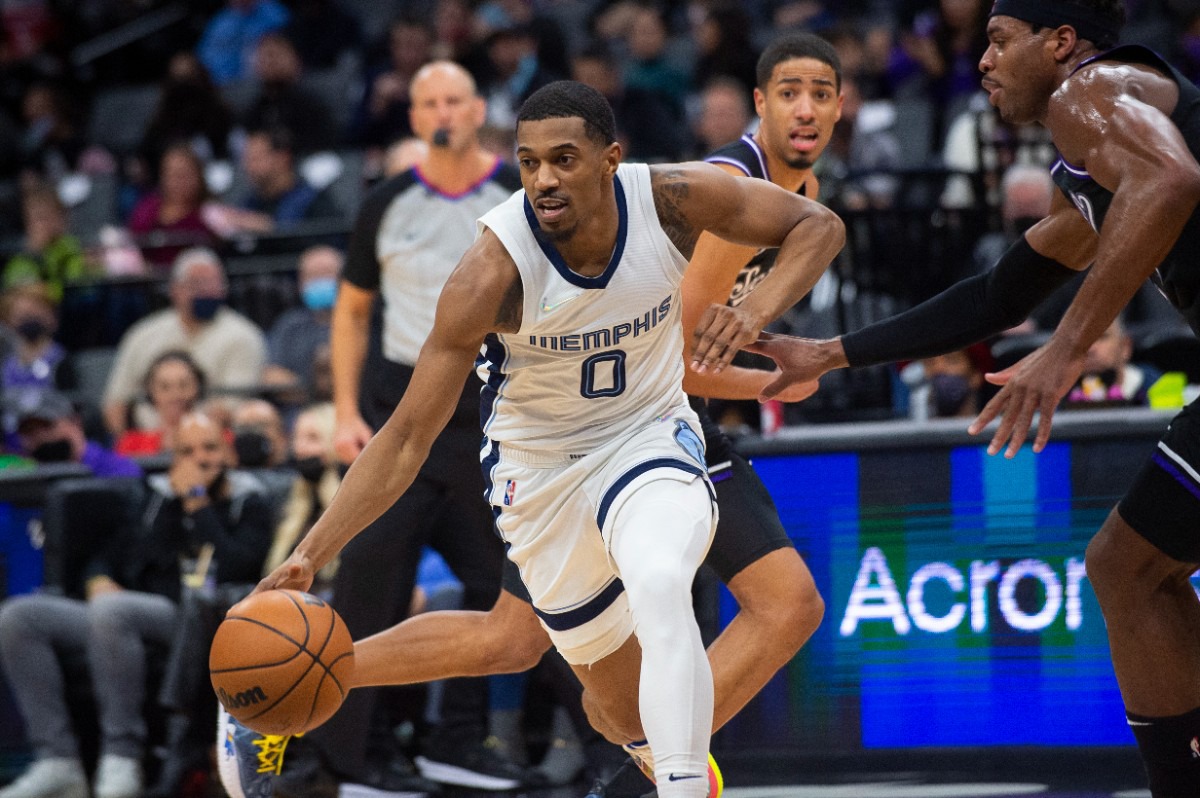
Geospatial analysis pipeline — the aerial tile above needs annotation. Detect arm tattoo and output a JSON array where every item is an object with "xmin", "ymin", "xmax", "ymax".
[
  {"xmin": 651, "ymin": 168, "xmax": 698, "ymax": 258},
  {"xmin": 493, "ymin": 273, "xmax": 524, "ymax": 332}
]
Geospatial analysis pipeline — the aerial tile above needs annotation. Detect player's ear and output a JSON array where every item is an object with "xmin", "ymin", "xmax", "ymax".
[
  {"xmin": 603, "ymin": 141, "xmax": 622, "ymax": 177},
  {"xmin": 1052, "ymin": 24, "xmax": 1079, "ymax": 63}
]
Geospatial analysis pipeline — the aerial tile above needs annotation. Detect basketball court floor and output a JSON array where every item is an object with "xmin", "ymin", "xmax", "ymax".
[
  {"xmin": 705, "ymin": 754, "xmax": 1151, "ymax": 798},
  {"xmin": 463, "ymin": 751, "xmax": 1156, "ymax": 798},
  {"xmin": 560, "ymin": 750, "xmax": 1156, "ymax": 798},
  {"xmin": 452, "ymin": 775, "xmax": 1152, "ymax": 798}
]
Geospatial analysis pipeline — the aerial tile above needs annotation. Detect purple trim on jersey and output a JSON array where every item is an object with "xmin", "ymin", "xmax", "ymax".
[
  {"xmin": 705, "ymin": 156, "xmax": 753, "ymax": 176},
  {"xmin": 1151, "ymin": 451, "xmax": 1200, "ymax": 501},
  {"xmin": 704, "ymin": 135, "xmax": 769, "ymax": 179},
  {"xmin": 522, "ymin": 174, "xmax": 629, "ymax": 289},
  {"xmin": 1051, "ymin": 155, "xmax": 1090, "ymax": 179},
  {"xmin": 742, "ymin": 134, "xmax": 769, "ymax": 181},
  {"xmin": 413, "ymin": 157, "xmax": 502, "ymax": 201}
]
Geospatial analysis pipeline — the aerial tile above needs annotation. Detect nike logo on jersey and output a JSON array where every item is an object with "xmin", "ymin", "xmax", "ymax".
[
  {"xmin": 540, "ymin": 291, "xmax": 582, "ymax": 313},
  {"xmin": 667, "ymin": 774, "xmax": 703, "ymax": 782}
]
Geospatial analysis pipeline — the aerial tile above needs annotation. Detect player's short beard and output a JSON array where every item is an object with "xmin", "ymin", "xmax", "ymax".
[
  {"xmin": 782, "ymin": 151, "xmax": 817, "ymax": 171},
  {"xmin": 539, "ymin": 223, "xmax": 577, "ymax": 243},
  {"xmin": 432, "ymin": 128, "xmax": 451, "ymax": 148}
]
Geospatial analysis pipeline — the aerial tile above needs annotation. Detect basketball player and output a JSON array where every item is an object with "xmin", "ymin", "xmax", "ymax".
[
  {"xmin": 251, "ymin": 34, "xmax": 843, "ymax": 786},
  {"xmin": 727, "ymin": 2, "xmax": 1200, "ymax": 795},
  {"xmin": 258, "ymin": 80, "xmax": 844, "ymax": 798}
]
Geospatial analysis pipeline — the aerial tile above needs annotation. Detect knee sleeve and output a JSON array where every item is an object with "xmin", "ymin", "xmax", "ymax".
[{"xmin": 609, "ymin": 477, "xmax": 714, "ymax": 790}]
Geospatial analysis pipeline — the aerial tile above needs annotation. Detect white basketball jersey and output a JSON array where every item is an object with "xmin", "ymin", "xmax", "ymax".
[{"xmin": 475, "ymin": 162, "xmax": 695, "ymax": 453}]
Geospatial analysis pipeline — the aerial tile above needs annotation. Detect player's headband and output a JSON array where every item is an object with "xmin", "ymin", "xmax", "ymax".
[{"xmin": 989, "ymin": 0, "xmax": 1122, "ymax": 46}]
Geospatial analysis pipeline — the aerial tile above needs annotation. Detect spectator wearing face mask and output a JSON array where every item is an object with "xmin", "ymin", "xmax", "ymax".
[
  {"xmin": 229, "ymin": 398, "xmax": 287, "ymax": 470},
  {"xmin": 0, "ymin": 283, "xmax": 63, "ymax": 397},
  {"xmin": 264, "ymin": 401, "xmax": 339, "ymax": 597},
  {"xmin": 899, "ymin": 345, "xmax": 990, "ymax": 421},
  {"xmin": 0, "ymin": 412, "xmax": 268, "ymax": 798},
  {"xmin": 261, "ymin": 245, "xmax": 340, "ymax": 402},
  {"xmin": 101, "ymin": 248, "xmax": 267, "ymax": 437},
  {"xmin": 7, "ymin": 391, "xmax": 140, "ymax": 476},
  {"xmin": 970, "ymin": 164, "xmax": 1056, "ymax": 278},
  {"xmin": 229, "ymin": 398, "xmax": 293, "ymax": 517}
]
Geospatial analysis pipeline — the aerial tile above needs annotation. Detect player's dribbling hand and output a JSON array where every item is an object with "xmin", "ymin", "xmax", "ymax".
[
  {"xmin": 967, "ymin": 340, "xmax": 1085, "ymax": 458},
  {"xmin": 334, "ymin": 415, "xmax": 373, "ymax": 465},
  {"xmin": 690, "ymin": 303, "xmax": 765, "ymax": 374},
  {"xmin": 253, "ymin": 554, "xmax": 316, "ymax": 596},
  {"xmin": 744, "ymin": 332, "xmax": 843, "ymax": 401}
]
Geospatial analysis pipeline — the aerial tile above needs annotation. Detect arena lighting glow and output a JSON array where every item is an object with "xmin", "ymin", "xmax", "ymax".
[{"xmin": 839, "ymin": 548, "xmax": 1089, "ymax": 636}]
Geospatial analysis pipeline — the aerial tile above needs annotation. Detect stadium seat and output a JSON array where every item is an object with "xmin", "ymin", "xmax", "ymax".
[{"xmin": 86, "ymin": 84, "xmax": 160, "ymax": 157}]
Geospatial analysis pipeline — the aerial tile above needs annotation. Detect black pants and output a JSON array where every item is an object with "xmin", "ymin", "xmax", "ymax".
[{"xmin": 310, "ymin": 358, "xmax": 505, "ymax": 778}]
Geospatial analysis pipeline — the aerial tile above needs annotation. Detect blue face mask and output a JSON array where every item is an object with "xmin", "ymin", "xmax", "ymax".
[
  {"xmin": 191, "ymin": 296, "xmax": 223, "ymax": 321},
  {"xmin": 302, "ymin": 278, "xmax": 338, "ymax": 311}
]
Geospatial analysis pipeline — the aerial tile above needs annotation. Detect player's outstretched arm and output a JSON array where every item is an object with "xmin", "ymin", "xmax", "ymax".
[
  {"xmin": 653, "ymin": 162, "xmax": 845, "ymax": 374},
  {"xmin": 973, "ymin": 79, "xmax": 1200, "ymax": 458},
  {"xmin": 256, "ymin": 231, "xmax": 522, "ymax": 594},
  {"xmin": 745, "ymin": 194, "xmax": 1096, "ymax": 402}
]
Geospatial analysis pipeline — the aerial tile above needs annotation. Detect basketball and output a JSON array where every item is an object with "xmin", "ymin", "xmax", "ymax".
[{"xmin": 210, "ymin": 589, "xmax": 354, "ymax": 736}]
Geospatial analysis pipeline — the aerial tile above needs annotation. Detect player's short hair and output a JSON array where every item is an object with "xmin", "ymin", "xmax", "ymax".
[
  {"xmin": 756, "ymin": 32, "xmax": 842, "ymax": 92},
  {"xmin": 517, "ymin": 81, "xmax": 617, "ymax": 147}
]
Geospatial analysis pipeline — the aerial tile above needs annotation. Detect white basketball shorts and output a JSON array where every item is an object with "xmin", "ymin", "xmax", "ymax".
[{"xmin": 481, "ymin": 413, "xmax": 717, "ymax": 665}]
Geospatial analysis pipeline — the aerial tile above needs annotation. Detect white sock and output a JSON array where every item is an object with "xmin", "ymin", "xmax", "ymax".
[{"xmin": 610, "ymin": 477, "xmax": 713, "ymax": 798}]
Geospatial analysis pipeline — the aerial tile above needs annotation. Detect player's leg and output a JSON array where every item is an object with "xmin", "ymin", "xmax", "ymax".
[
  {"xmin": 600, "ymin": 475, "xmax": 715, "ymax": 798},
  {"xmin": 580, "ymin": 453, "xmax": 823, "ymax": 744},
  {"xmin": 703, "ymin": 454, "xmax": 823, "ymax": 732},
  {"xmin": 350, "ymin": 587, "xmax": 551, "ymax": 687},
  {"xmin": 1086, "ymin": 422, "xmax": 1200, "ymax": 798}
]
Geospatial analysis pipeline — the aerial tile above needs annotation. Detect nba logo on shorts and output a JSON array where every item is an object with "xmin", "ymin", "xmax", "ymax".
[
  {"xmin": 504, "ymin": 480, "xmax": 517, "ymax": 506},
  {"xmin": 1191, "ymin": 737, "xmax": 1200, "ymax": 758}
]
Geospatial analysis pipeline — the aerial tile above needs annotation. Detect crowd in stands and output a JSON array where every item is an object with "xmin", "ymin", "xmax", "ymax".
[
  {"xmin": 0, "ymin": 1, "xmax": 1199, "ymax": 797},
  {"xmin": 0, "ymin": 0, "xmax": 1191, "ymax": 427}
]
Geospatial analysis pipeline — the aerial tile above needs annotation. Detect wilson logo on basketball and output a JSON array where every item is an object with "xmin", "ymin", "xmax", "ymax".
[{"xmin": 219, "ymin": 685, "xmax": 268, "ymax": 708}]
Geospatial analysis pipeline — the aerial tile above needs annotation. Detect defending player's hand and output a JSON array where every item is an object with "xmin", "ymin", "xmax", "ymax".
[
  {"xmin": 334, "ymin": 414, "xmax": 373, "ymax": 465},
  {"xmin": 253, "ymin": 553, "xmax": 316, "ymax": 596},
  {"xmin": 967, "ymin": 340, "xmax": 1085, "ymax": 459},
  {"xmin": 691, "ymin": 303, "xmax": 765, "ymax": 374},
  {"xmin": 772, "ymin": 373, "xmax": 820, "ymax": 403},
  {"xmin": 744, "ymin": 332, "xmax": 837, "ymax": 401}
]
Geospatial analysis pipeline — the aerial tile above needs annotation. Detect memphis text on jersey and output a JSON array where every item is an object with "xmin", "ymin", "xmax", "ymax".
[{"xmin": 527, "ymin": 294, "xmax": 673, "ymax": 352}]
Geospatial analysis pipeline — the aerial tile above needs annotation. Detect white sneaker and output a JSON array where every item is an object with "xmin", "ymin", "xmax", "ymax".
[
  {"xmin": 94, "ymin": 755, "xmax": 142, "ymax": 798},
  {"xmin": 0, "ymin": 758, "xmax": 88, "ymax": 798}
]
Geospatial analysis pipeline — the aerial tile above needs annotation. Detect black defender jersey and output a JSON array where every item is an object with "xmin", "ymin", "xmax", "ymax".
[{"xmin": 1049, "ymin": 45, "xmax": 1200, "ymax": 333}]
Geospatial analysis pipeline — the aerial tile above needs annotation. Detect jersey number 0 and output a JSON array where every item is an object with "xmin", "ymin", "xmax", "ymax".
[{"xmin": 580, "ymin": 350, "xmax": 627, "ymax": 398}]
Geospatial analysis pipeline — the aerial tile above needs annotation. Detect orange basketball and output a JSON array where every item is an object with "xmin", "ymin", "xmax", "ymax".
[{"xmin": 210, "ymin": 589, "xmax": 354, "ymax": 736}]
